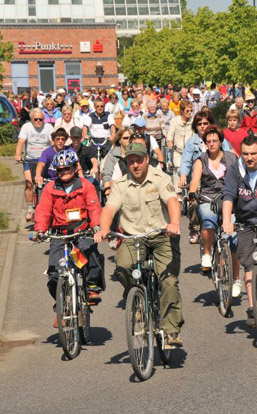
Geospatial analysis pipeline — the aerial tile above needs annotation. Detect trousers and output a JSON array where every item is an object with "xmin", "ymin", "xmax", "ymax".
[{"xmin": 115, "ymin": 234, "xmax": 184, "ymax": 335}]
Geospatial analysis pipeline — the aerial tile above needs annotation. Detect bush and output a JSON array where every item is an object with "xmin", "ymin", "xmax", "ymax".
[
  {"xmin": 0, "ymin": 210, "xmax": 8, "ymax": 230},
  {"xmin": 0, "ymin": 143, "xmax": 16, "ymax": 156},
  {"xmin": 0, "ymin": 124, "xmax": 18, "ymax": 145}
]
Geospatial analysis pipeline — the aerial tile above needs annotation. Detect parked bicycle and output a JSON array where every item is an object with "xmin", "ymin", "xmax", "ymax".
[{"xmin": 108, "ymin": 228, "xmax": 178, "ymax": 381}]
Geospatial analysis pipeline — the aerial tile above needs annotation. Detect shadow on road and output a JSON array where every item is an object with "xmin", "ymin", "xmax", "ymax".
[
  {"xmin": 183, "ymin": 264, "xmax": 201, "ymax": 274},
  {"xmin": 105, "ymin": 349, "xmax": 130, "ymax": 365},
  {"xmin": 193, "ymin": 290, "xmax": 219, "ymax": 307},
  {"xmin": 89, "ymin": 327, "xmax": 113, "ymax": 346},
  {"xmin": 225, "ymin": 319, "xmax": 257, "ymax": 347},
  {"xmin": 42, "ymin": 333, "xmax": 61, "ymax": 348}
]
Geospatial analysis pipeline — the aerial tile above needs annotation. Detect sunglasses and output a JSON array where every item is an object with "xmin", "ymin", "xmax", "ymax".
[
  {"xmin": 96, "ymin": 105, "xmax": 104, "ymax": 108},
  {"xmin": 57, "ymin": 166, "xmax": 73, "ymax": 174},
  {"xmin": 34, "ymin": 118, "xmax": 43, "ymax": 121},
  {"xmin": 184, "ymin": 109, "xmax": 193, "ymax": 113},
  {"xmin": 121, "ymin": 135, "xmax": 130, "ymax": 140},
  {"xmin": 247, "ymin": 100, "xmax": 255, "ymax": 104},
  {"xmin": 131, "ymin": 133, "xmax": 145, "ymax": 140},
  {"xmin": 197, "ymin": 121, "xmax": 209, "ymax": 126},
  {"xmin": 55, "ymin": 137, "xmax": 66, "ymax": 142}
]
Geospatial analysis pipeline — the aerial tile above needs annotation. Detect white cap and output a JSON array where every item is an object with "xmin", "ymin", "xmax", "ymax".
[
  {"xmin": 110, "ymin": 84, "xmax": 116, "ymax": 88},
  {"xmin": 58, "ymin": 88, "xmax": 65, "ymax": 93},
  {"xmin": 193, "ymin": 88, "xmax": 201, "ymax": 95},
  {"xmin": 39, "ymin": 90, "xmax": 44, "ymax": 95},
  {"xmin": 82, "ymin": 92, "xmax": 90, "ymax": 97}
]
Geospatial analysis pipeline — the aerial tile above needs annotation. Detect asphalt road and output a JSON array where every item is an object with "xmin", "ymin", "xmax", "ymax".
[{"xmin": 0, "ymin": 217, "xmax": 256, "ymax": 414}]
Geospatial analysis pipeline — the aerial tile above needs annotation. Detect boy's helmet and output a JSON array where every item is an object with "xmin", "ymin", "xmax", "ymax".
[{"xmin": 52, "ymin": 149, "xmax": 78, "ymax": 169}]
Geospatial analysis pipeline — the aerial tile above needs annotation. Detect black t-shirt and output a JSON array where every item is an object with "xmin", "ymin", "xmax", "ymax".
[{"xmin": 76, "ymin": 145, "xmax": 95, "ymax": 173}]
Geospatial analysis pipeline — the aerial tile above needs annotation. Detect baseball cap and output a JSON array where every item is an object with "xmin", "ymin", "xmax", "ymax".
[
  {"xmin": 80, "ymin": 99, "xmax": 89, "ymax": 106},
  {"xmin": 70, "ymin": 126, "xmax": 82, "ymax": 139},
  {"xmin": 193, "ymin": 88, "xmax": 201, "ymax": 95},
  {"xmin": 125, "ymin": 143, "xmax": 147, "ymax": 158},
  {"xmin": 58, "ymin": 88, "xmax": 65, "ymax": 94},
  {"xmin": 132, "ymin": 117, "xmax": 147, "ymax": 128},
  {"xmin": 110, "ymin": 84, "xmax": 116, "ymax": 88},
  {"xmin": 51, "ymin": 127, "xmax": 68, "ymax": 139}
]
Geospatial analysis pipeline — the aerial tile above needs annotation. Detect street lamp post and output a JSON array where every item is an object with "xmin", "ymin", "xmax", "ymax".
[{"xmin": 95, "ymin": 62, "xmax": 104, "ymax": 84}]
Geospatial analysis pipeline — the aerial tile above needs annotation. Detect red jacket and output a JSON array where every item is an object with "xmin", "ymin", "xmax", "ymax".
[
  {"xmin": 241, "ymin": 111, "xmax": 257, "ymax": 133},
  {"xmin": 34, "ymin": 177, "xmax": 101, "ymax": 232}
]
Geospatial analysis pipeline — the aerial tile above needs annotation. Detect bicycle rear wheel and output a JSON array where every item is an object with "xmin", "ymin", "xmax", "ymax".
[
  {"xmin": 78, "ymin": 289, "xmax": 91, "ymax": 345},
  {"xmin": 218, "ymin": 243, "xmax": 233, "ymax": 317},
  {"xmin": 126, "ymin": 287, "xmax": 154, "ymax": 381},
  {"xmin": 252, "ymin": 265, "xmax": 257, "ymax": 328},
  {"xmin": 56, "ymin": 276, "xmax": 80, "ymax": 359}
]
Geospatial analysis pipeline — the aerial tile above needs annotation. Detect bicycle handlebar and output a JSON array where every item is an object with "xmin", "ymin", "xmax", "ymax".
[
  {"xmin": 90, "ymin": 138, "xmax": 108, "ymax": 147},
  {"xmin": 107, "ymin": 228, "xmax": 166, "ymax": 241}
]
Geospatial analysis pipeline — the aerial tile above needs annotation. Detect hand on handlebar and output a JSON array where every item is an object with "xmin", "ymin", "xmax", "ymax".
[
  {"xmin": 94, "ymin": 229, "xmax": 110, "ymax": 243},
  {"xmin": 15, "ymin": 155, "xmax": 22, "ymax": 162},
  {"xmin": 222, "ymin": 222, "xmax": 234, "ymax": 235},
  {"xmin": 35, "ymin": 176, "xmax": 43, "ymax": 187},
  {"xmin": 166, "ymin": 223, "xmax": 180, "ymax": 237}
]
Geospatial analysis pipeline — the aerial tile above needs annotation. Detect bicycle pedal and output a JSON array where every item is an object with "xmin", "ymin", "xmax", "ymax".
[
  {"xmin": 86, "ymin": 301, "xmax": 99, "ymax": 306},
  {"xmin": 165, "ymin": 344, "xmax": 177, "ymax": 350},
  {"xmin": 201, "ymin": 267, "xmax": 211, "ymax": 272}
]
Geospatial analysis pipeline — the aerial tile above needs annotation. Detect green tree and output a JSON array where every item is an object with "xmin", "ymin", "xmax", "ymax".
[
  {"xmin": 0, "ymin": 32, "xmax": 13, "ymax": 86},
  {"xmin": 121, "ymin": 0, "xmax": 257, "ymax": 86}
]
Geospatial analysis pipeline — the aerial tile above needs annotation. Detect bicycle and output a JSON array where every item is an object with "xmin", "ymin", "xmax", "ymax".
[
  {"xmin": 108, "ymin": 228, "xmax": 178, "ymax": 381},
  {"xmin": 195, "ymin": 194, "xmax": 233, "ymax": 317},
  {"xmin": 34, "ymin": 230, "xmax": 94, "ymax": 359}
]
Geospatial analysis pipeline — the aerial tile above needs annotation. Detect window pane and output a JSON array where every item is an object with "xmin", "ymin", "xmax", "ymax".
[
  {"xmin": 72, "ymin": 0, "xmax": 82, "ymax": 3},
  {"xmin": 37, "ymin": 19, "xmax": 48, "ymax": 22},
  {"xmin": 127, "ymin": 6, "xmax": 137, "ymax": 15},
  {"xmin": 149, "ymin": 0, "xmax": 159, "ymax": 3},
  {"xmin": 48, "ymin": 0, "xmax": 59, "ymax": 4},
  {"xmin": 138, "ymin": 0, "xmax": 147, "ymax": 3},
  {"xmin": 138, "ymin": 6, "xmax": 148, "ymax": 14},
  {"xmin": 66, "ymin": 62, "xmax": 81, "ymax": 76},
  {"xmin": 28, "ymin": 0, "xmax": 35, "ymax": 4},
  {"xmin": 115, "ymin": 6, "xmax": 126, "ymax": 15},
  {"xmin": 104, "ymin": 6, "xmax": 114, "ymax": 15},
  {"xmin": 153, "ymin": 20, "xmax": 161, "ymax": 28},
  {"xmin": 40, "ymin": 69, "xmax": 54, "ymax": 92},
  {"xmin": 28, "ymin": 6, "xmax": 36, "ymax": 15},
  {"xmin": 127, "ymin": 0, "xmax": 136, "ymax": 3},
  {"xmin": 160, "ymin": 0, "xmax": 167, "ymax": 3},
  {"xmin": 161, "ymin": 5, "xmax": 169, "ymax": 14},
  {"xmin": 4, "ymin": 0, "xmax": 15, "ymax": 4},
  {"xmin": 115, "ymin": 0, "xmax": 125, "ymax": 3},
  {"xmin": 128, "ymin": 20, "xmax": 138, "ymax": 28},
  {"xmin": 169, "ymin": 5, "xmax": 180, "ymax": 14},
  {"xmin": 116, "ymin": 19, "xmax": 127, "ymax": 28},
  {"xmin": 150, "ymin": 6, "xmax": 160, "ymax": 14},
  {"xmin": 103, "ymin": 0, "xmax": 113, "ymax": 4},
  {"xmin": 139, "ymin": 20, "xmax": 147, "ymax": 28}
]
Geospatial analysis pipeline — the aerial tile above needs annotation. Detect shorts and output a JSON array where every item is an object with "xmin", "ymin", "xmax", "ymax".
[
  {"xmin": 237, "ymin": 227, "xmax": 257, "ymax": 271},
  {"xmin": 199, "ymin": 202, "xmax": 237, "ymax": 253},
  {"xmin": 23, "ymin": 159, "xmax": 39, "ymax": 172}
]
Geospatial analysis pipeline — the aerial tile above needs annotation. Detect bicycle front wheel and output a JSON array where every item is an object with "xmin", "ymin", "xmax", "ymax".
[
  {"xmin": 218, "ymin": 243, "xmax": 233, "ymax": 317},
  {"xmin": 126, "ymin": 287, "xmax": 154, "ymax": 381},
  {"xmin": 56, "ymin": 276, "xmax": 80, "ymax": 359},
  {"xmin": 78, "ymin": 289, "xmax": 91, "ymax": 345}
]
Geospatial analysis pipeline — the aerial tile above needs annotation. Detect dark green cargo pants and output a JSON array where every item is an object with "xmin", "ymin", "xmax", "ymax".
[{"xmin": 115, "ymin": 234, "xmax": 184, "ymax": 335}]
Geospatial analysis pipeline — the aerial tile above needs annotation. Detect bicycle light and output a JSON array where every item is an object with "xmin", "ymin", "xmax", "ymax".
[
  {"xmin": 132, "ymin": 269, "xmax": 141, "ymax": 280},
  {"xmin": 253, "ymin": 251, "xmax": 257, "ymax": 262}
]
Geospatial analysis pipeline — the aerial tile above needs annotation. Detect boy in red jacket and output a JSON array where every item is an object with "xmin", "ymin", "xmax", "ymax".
[{"xmin": 34, "ymin": 149, "xmax": 103, "ymax": 327}]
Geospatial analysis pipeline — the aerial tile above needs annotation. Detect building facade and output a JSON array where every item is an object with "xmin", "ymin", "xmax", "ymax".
[
  {"xmin": 0, "ymin": 23, "xmax": 118, "ymax": 93},
  {"xmin": 0, "ymin": 0, "xmax": 181, "ymax": 36}
]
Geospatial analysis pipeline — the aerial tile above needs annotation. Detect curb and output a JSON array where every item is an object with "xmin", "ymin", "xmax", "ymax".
[
  {"xmin": 0, "ymin": 233, "xmax": 17, "ymax": 335},
  {"xmin": 0, "ymin": 181, "xmax": 23, "ymax": 187}
]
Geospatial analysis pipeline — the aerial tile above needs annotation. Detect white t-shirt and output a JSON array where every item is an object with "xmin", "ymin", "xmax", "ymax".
[
  {"xmin": 19, "ymin": 122, "xmax": 53, "ymax": 160},
  {"xmin": 105, "ymin": 101, "xmax": 123, "ymax": 116}
]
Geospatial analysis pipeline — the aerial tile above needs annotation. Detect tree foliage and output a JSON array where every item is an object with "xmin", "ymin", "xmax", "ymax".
[
  {"xmin": 0, "ymin": 32, "xmax": 13, "ymax": 86},
  {"xmin": 120, "ymin": 0, "xmax": 257, "ymax": 86}
]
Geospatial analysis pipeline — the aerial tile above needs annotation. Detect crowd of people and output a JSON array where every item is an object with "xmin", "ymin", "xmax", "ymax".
[{"xmin": 10, "ymin": 81, "xmax": 257, "ymax": 342}]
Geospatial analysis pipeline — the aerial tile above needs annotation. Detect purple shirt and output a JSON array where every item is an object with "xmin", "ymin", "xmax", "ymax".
[{"xmin": 39, "ymin": 146, "xmax": 58, "ymax": 179}]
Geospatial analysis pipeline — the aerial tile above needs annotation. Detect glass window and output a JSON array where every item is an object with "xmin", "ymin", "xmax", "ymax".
[
  {"xmin": 5, "ymin": 19, "xmax": 16, "ymax": 22},
  {"xmin": 169, "ymin": 5, "xmax": 180, "ymax": 14},
  {"xmin": 72, "ymin": 0, "xmax": 82, "ymax": 3},
  {"xmin": 116, "ymin": 19, "xmax": 127, "ymax": 28},
  {"xmin": 162, "ymin": 19, "xmax": 170, "ymax": 27},
  {"xmin": 48, "ymin": 0, "xmax": 59, "ymax": 4},
  {"xmin": 153, "ymin": 19, "xmax": 161, "ymax": 28},
  {"xmin": 115, "ymin": 0, "xmax": 125, "ymax": 3},
  {"xmin": 127, "ymin": 6, "xmax": 137, "ymax": 15},
  {"xmin": 104, "ymin": 6, "xmax": 115, "ymax": 15},
  {"xmin": 127, "ymin": 0, "xmax": 136, "ymax": 3},
  {"xmin": 28, "ymin": 0, "xmax": 35, "ymax": 4},
  {"xmin": 103, "ymin": 0, "xmax": 113, "ymax": 4},
  {"xmin": 160, "ymin": 0, "xmax": 168, "ymax": 3},
  {"xmin": 66, "ymin": 62, "xmax": 81, "ymax": 76},
  {"xmin": 73, "ymin": 18, "xmax": 84, "ymax": 22},
  {"xmin": 139, "ymin": 20, "xmax": 147, "ymax": 28},
  {"xmin": 150, "ymin": 6, "xmax": 160, "ymax": 14},
  {"xmin": 169, "ymin": 0, "xmax": 179, "ymax": 2},
  {"xmin": 138, "ymin": 6, "xmax": 148, "ymax": 14},
  {"xmin": 60, "ymin": 17, "xmax": 72, "ymax": 22},
  {"xmin": 4, "ymin": 0, "xmax": 15, "ymax": 4},
  {"xmin": 28, "ymin": 6, "xmax": 36, "ymax": 15},
  {"xmin": 37, "ymin": 19, "xmax": 48, "ymax": 22},
  {"xmin": 149, "ymin": 0, "xmax": 159, "ymax": 3},
  {"xmin": 39, "ymin": 63, "xmax": 55, "ymax": 93},
  {"xmin": 115, "ymin": 6, "xmax": 126, "ymax": 15},
  {"xmin": 161, "ymin": 5, "xmax": 169, "ymax": 14},
  {"xmin": 128, "ymin": 20, "xmax": 138, "ymax": 28},
  {"xmin": 138, "ymin": 0, "xmax": 147, "ymax": 3}
]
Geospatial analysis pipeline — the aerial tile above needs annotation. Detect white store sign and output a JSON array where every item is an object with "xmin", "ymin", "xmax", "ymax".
[{"xmin": 80, "ymin": 42, "xmax": 91, "ymax": 53}]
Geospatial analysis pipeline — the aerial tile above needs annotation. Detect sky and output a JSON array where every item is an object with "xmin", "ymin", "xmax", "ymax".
[{"xmin": 186, "ymin": 0, "xmax": 251, "ymax": 13}]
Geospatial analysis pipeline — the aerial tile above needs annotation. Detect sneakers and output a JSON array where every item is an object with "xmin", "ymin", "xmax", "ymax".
[
  {"xmin": 87, "ymin": 291, "xmax": 101, "ymax": 306},
  {"xmin": 246, "ymin": 307, "xmax": 256, "ymax": 328},
  {"xmin": 167, "ymin": 333, "xmax": 183, "ymax": 347},
  {"xmin": 201, "ymin": 254, "xmax": 212, "ymax": 269},
  {"xmin": 189, "ymin": 230, "xmax": 199, "ymax": 244},
  {"xmin": 25, "ymin": 210, "xmax": 33, "ymax": 222},
  {"xmin": 232, "ymin": 279, "xmax": 242, "ymax": 298}
]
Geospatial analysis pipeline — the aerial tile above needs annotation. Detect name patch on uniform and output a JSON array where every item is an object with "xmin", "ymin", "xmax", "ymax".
[
  {"xmin": 66, "ymin": 208, "xmax": 81, "ymax": 222},
  {"xmin": 146, "ymin": 187, "xmax": 158, "ymax": 194}
]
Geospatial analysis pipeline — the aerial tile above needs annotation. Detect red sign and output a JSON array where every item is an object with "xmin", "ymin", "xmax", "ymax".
[
  {"xmin": 19, "ymin": 41, "xmax": 72, "ymax": 54},
  {"xmin": 93, "ymin": 39, "xmax": 103, "ymax": 53},
  {"xmin": 67, "ymin": 79, "xmax": 81, "ymax": 95}
]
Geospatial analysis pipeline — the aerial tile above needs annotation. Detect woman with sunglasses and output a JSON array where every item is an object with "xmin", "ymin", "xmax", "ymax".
[
  {"xmin": 102, "ymin": 127, "xmax": 133, "ymax": 196},
  {"xmin": 119, "ymin": 88, "xmax": 132, "ymax": 114},
  {"xmin": 43, "ymin": 97, "xmax": 62, "ymax": 126},
  {"xmin": 167, "ymin": 100, "xmax": 193, "ymax": 197}
]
